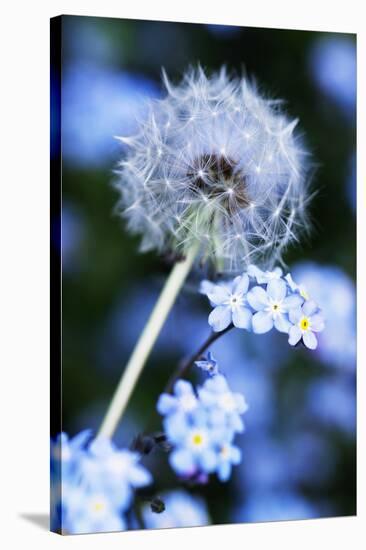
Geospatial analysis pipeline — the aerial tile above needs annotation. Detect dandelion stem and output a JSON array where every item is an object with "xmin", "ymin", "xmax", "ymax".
[
  {"xmin": 97, "ymin": 244, "xmax": 199, "ymax": 439},
  {"xmin": 164, "ymin": 323, "xmax": 234, "ymax": 393}
]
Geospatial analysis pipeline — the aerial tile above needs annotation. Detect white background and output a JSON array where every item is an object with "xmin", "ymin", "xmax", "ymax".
[{"xmin": 0, "ymin": 0, "xmax": 364, "ymax": 548}]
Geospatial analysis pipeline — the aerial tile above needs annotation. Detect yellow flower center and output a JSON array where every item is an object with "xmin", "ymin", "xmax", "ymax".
[
  {"xmin": 299, "ymin": 316, "xmax": 310, "ymax": 331},
  {"xmin": 192, "ymin": 433, "xmax": 204, "ymax": 446},
  {"xmin": 93, "ymin": 502, "xmax": 105, "ymax": 513}
]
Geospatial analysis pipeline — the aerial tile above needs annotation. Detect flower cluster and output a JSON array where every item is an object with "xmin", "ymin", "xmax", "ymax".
[
  {"xmin": 200, "ymin": 265, "xmax": 325, "ymax": 349},
  {"xmin": 115, "ymin": 66, "xmax": 310, "ymax": 272},
  {"xmin": 50, "ymin": 431, "xmax": 152, "ymax": 534},
  {"xmin": 157, "ymin": 371, "xmax": 248, "ymax": 482}
]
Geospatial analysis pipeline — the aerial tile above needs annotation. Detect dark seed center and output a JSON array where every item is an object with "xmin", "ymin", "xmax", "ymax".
[{"xmin": 188, "ymin": 154, "xmax": 250, "ymax": 209}]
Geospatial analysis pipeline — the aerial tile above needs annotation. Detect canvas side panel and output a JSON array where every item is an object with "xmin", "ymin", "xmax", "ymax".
[{"xmin": 50, "ymin": 14, "xmax": 62, "ymax": 535}]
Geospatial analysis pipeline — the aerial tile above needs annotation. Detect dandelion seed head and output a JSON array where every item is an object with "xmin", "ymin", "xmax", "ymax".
[{"xmin": 115, "ymin": 66, "xmax": 311, "ymax": 272}]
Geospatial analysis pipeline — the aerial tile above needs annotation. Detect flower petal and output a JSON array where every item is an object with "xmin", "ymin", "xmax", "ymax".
[
  {"xmin": 303, "ymin": 300, "xmax": 318, "ymax": 317},
  {"xmin": 230, "ymin": 446, "xmax": 242, "ymax": 464},
  {"xmin": 206, "ymin": 284, "xmax": 231, "ymax": 306},
  {"xmin": 174, "ymin": 379, "xmax": 194, "ymax": 396},
  {"xmin": 217, "ymin": 461, "xmax": 231, "ymax": 482},
  {"xmin": 235, "ymin": 394, "xmax": 249, "ymax": 414},
  {"xmin": 247, "ymin": 265, "xmax": 282, "ymax": 284},
  {"xmin": 89, "ymin": 437, "xmax": 114, "ymax": 457},
  {"xmin": 231, "ymin": 415, "xmax": 244, "ymax": 433},
  {"xmin": 288, "ymin": 325, "xmax": 302, "ymax": 346},
  {"xmin": 311, "ymin": 313, "xmax": 325, "ymax": 332},
  {"xmin": 129, "ymin": 464, "xmax": 153, "ymax": 487},
  {"xmin": 285, "ymin": 273, "xmax": 297, "ymax": 292},
  {"xmin": 282, "ymin": 294, "xmax": 303, "ymax": 311},
  {"xmin": 247, "ymin": 286, "xmax": 268, "ymax": 311},
  {"xmin": 274, "ymin": 314, "xmax": 291, "ymax": 333},
  {"xmin": 289, "ymin": 307, "xmax": 302, "ymax": 324},
  {"xmin": 208, "ymin": 305, "xmax": 232, "ymax": 332},
  {"xmin": 170, "ymin": 449, "xmax": 195, "ymax": 475},
  {"xmin": 156, "ymin": 393, "xmax": 176, "ymax": 415},
  {"xmin": 70, "ymin": 430, "xmax": 92, "ymax": 450},
  {"xmin": 247, "ymin": 264, "xmax": 264, "ymax": 283},
  {"xmin": 232, "ymin": 306, "xmax": 252, "ymax": 330},
  {"xmin": 267, "ymin": 278, "xmax": 287, "ymax": 301},
  {"xmin": 200, "ymin": 280, "xmax": 217, "ymax": 296},
  {"xmin": 164, "ymin": 413, "xmax": 188, "ymax": 444},
  {"xmin": 303, "ymin": 330, "xmax": 318, "ymax": 350},
  {"xmin": 197, "ymin": 388, "xmax": 216, "ymax": 407},
  {"xmin": 204, "ymin": 374, "xmax": 228, "ymax": 394},
  {"xmin": 199, "ymin": 449, "xmax": 218, "ymax": 473},
  {"xmin": 252, "ymin": 311, "xmax": 274, "ymax": 334},
  {"xmin": 232, "ymin": 273, "xmax": 249, "ymax": 295}
]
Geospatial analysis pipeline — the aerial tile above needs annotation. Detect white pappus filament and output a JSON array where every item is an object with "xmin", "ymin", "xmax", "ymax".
[{"xmin": 114, "ymin": 66, "xmax": 311, "ymax": 273}]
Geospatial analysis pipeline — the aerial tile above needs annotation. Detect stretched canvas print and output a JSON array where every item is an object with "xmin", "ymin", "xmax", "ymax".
[{"xmin": 50, "ymin": 15, "xmax": 356, "ymax": 535}]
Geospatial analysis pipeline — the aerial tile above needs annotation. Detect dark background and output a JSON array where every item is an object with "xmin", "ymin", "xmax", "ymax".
[{"xmin": 55, "ymin": 15, "xmax": 356, "ymax": 525}]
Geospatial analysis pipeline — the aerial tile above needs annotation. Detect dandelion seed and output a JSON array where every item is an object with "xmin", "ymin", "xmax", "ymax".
[{"xmin": 114, "ymin": 66, "xmax": 311, "ymax": 272}]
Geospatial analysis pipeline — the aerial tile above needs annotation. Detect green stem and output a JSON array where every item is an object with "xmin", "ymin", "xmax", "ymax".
[
  {"xmin": 164, "ymin": 323, "xmax": 234, "ymax": 393},
  {"xmin": 97, "ymin": 244, "xmax": 199, "ymax": 439}
]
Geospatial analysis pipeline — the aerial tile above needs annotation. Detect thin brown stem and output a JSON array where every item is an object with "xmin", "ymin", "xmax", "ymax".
[{"xmin": 164, "ymin": 323, "xmax": 235, "ymax": 393}]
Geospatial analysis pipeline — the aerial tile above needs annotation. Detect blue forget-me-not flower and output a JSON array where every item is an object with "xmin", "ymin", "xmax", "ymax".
[
  {"xmin": 199, "ymin": 274, "xmax": 252, "ymax": 332},
  {"xmin": 157, "ymin": 379, "xmax": 198, "ymax": 417},
  {"xmin": 247, "ymin": 265, "xmax": 283, "ymax": 284},
  {"xmin": 158, "ymin": 371, "xmax": 248, "ymax": 482},
  {"xmin": 292, "ymin": 262, "xmax": 355, "ymax": 369},
  {"xmin": 201, "ymin": 266, "xmax": 324, "ymax": 348},
  {"xmin": 197, "ymin": 374, "xmax": 248, "ymax": 433},
  {"xmin": 195, "ymin": 351, "xmax": 219, "ymax": 376},
  {"xmin": 285, "ymin": 272, "xmax": 310, "ymax": 301},
  {"xmin": 78, "ymin": 437, "xmax": 153, "ymax": 507},
  {"xmin": 50, "ymin": 431, "xmax": 152, "ymax": 534},
  {"xmin": 61, "ymin": 483, "xmax": 127, "ymax": 534},
  {"xmin": 247, "ymin": 278, "xmax": 303, "ymax": 334},
  {"xmin": 288, "ymin": 300, "xmax": 325, "ymax": 350},
  {"xmin": 51, "ymin": 430, "xmax": 91, "ymax": 481}
]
